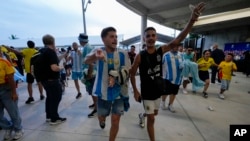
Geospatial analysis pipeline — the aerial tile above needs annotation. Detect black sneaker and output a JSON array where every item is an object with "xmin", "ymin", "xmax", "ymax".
[
  {"xmin": 25, "ymin": 97, "xmax": 34, "ymax": 104},
  {"xmin": 50, "ymin": 117, "xmax": 67, "ymax": 125},
  {"xmin": 203, "ymin": 92, "xmax": 208, "ymax": 98},
  {"xmin": 99, "ymin": 121, "xmax": 105, "ymax": 129},
  {"xmin": 88, "ymin": 109, "xmax": 97, "ymax": 118},
  {"xmin": 76, "ymin": 93, "xmax": 82, "ymax": 99},
  {"xmin": 40, "ymin": 95, "xmax": 45, "ymax": 100},
  {"xmin": 88, "ymin": 104, "xmax": 95, "ymax": 109}
]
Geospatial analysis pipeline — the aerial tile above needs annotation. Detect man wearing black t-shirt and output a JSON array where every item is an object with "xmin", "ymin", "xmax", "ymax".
[
  {"xmin": 40, "ymin": 34, "xmax": 67, "ymax": 125},
  {"xmin": 130, "ymin": 2, "xmax": 205, "ymax": 141},
  {"xmin": 211, "ymin": 43, "xmax": 225, "ymax": 83}
]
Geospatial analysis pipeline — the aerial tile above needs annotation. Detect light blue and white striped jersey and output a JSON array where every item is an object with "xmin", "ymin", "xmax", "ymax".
[
  {"xmin": 92, "ymin": 48, "xmax": 131, "ymax": 101},
  {"xmin": 162, "ymin": 51, "xmax": 183, "ymax": 85},
  {"xmin": 71, "ymin": 49, "xmax": 83, "ymax": 72}
]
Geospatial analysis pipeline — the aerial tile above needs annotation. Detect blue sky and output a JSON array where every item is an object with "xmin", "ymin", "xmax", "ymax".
[{"xmin": 0, "ymin": 0, "xmax": 176, "ymax": 41}]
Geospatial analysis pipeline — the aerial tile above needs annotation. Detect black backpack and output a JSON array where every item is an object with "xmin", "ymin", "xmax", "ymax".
[{"xmin": 30, "ymin": 48, "xmax": 47, "ymax": 81}]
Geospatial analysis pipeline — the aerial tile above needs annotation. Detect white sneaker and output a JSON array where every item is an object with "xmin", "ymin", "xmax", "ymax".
[
  {"xmin": 13, "ymin": 130, "xmax": 24, "ymax": 140},
  {"xmin": 182, "ymin": 88, "xmax": 188, "ymax": 94},
  {"xmin": 138, "ymin": 113, "xmax": 145, "ymax": 128},
  {"xmin": 161, "ymin": 102, "xmax": 168, "ymax": 110},
  {"xmin": 219, "ymin": 94, "xmax": 225, "ymax": 99},
  {"xmin": 4, "ymin": 130, "xmax": 12, "ymax": 140},
  {"xmin": 168, "ymin": 105, "xmax": 176, "ymax": 113}
]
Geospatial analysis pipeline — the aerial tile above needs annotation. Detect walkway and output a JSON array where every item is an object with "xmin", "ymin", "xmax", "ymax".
[{"xmin": 1, "ymin": 72, "xmax": 250, "ymax": 141}]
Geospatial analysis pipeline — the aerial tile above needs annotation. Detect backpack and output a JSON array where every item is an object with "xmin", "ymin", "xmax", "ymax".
[{"xmin": 30, "ymin": 48, "xmax": 47, "ymax": 81}]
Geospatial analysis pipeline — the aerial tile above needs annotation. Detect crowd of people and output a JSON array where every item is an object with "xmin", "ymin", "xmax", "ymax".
[{"xmin": 0, "ymin": 2, "xmax": 246, "ymax": 141}]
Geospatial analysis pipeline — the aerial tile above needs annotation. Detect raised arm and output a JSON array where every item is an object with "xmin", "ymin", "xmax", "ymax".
[
  {"xmin": 5, "ymin": 46, "xmax": 23, "ymax": 56},
  {"xmin": 162, "ymin": 2, "xmax": 206, "ymax": 53}
]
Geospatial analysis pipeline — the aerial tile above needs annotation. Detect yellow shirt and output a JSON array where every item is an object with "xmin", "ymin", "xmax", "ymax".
[
  {"xmin": 0, "ymin": 46, "xmax": 8, "ymax": 53},
  {"xmin": 8, "ymin": 51, "xmax": 18, "ymax": 67},
  {"xmin": 21, "ymin": 48, "xmax": 37, "ymax": 73},
  {"xmin": 219, "ymin": 61, "xmax": 237, "ymax": 80},
  {"xmin": 197, "ymin": 57, "xmax": 215, "ymax": 71},
  {"xmin": 0, "ymin": 58, "xmax": 15, "ymax": 84}
]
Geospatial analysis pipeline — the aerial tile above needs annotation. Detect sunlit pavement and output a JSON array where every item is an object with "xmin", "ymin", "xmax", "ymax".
[{"xmin": 1, "ymin": 72, "xmax": 250, "ymax": 141}]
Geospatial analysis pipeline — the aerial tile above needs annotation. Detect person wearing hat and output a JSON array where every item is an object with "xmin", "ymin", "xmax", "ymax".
[{"xmin": 78, "ymin": 33, "xmax": 97, "ymax": 118}]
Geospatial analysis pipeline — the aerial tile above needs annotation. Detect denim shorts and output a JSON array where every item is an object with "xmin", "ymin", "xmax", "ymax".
[
  {"xmin": 71, "ymin": 72, "xmax": 83, "ymax": 80},
  {"xmin": 221, "ymin": 79, "xmax": 230, "ymax": 90},
  {"xmin": 97, "ymin": 98, "xmax": 124, "ymax": 116}
]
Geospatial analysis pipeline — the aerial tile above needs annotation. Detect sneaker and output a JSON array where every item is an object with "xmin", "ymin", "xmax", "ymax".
[
  {"xmin": 13, "ymin": 130, "xmax": 24, "ymax": 140},
  {"xmin": 88, "ymin": 109, "xmax": 97, "ymax": 118},
  {"xmin": 182, "ymin": 88, "xmax": 188, "ymax": 94},
  {"xmin": 138, "ymin": 113, "xmax": 145, "ymax": 128},
  {"xmin": 88, "ymin": 104, "xmax": 95, "ymax": 109},
  {"xmin": 168, "ymin": 105, "xmax": 176, "ymax": 113},
  {"xmin": 4, "ymin": 130, "xmax": 12, "ymax": 140},
  {"xmin": 76, "ymin": 93, "xmax": 82, "ymax": 99},
  {"xmin": 219, "ymin": 94, "xmax": 225, "ymax": 99},
  {"xmin": 203, "ymin": 92, "xmax": 208, "ymax": 98},
  {"xmin": 25, "ymin": 97, "xmax": 34, "ymax": 104},
  {"xmin": 99, "ymin": 121, "xmax": 105, "ymax": 129},
  {"xmin": 50, "ymin": 117, "xmax": 67, "ymax": 125},
  {"xmin": 161, "ymin": 102, "xmax": 168, "ymax": 110},
  {"xmin": 40, "ymin": 95, "xmax": 45, "ymax": 100}
]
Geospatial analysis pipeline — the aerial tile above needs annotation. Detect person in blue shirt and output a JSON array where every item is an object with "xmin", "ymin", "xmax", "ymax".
[{"xmin": 78, "ymin": 33, "xmax": 97, "ymax": 118}]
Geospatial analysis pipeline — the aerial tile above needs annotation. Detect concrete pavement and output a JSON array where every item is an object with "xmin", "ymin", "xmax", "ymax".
[{"xmin": 0, "ymin": 72, "xmax": 250, "ymax": 141}]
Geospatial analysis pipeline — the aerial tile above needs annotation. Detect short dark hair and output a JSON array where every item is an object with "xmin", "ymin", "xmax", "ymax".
[
  {"xmin": 186, "ymin": 46, "xmax": 194, "ymax": 49},
  {"xmin": 144, "ymin": 27, "xmax": 156, "ymax": 34},
  {"xmin": 42, "ymin": 34, "xmax": 55, "ymax": 46},
  {"xmin": 27, "ymin": 40, "xmax": 35, "ymax": 48},
  {"xmin": 203, "ymin": 50, "xmax": 210, "ymax": 55},
  {"xmin": 101, "ymin": 27, "xmax": 116, "ymax": 38},
  {"xmin": 227, "ymin": 53, "xmax": 234, "ymax": 58},
  {"xmin": 131, "ymin": 45, "xmax": 135, "ymax": 48}
]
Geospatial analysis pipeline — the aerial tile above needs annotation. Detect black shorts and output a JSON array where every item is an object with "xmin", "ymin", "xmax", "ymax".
[
  {"xmin": 26, "ymin": 73, "xmax": 35, "ymax": 83},
  {"xmin": 198, "ymin": 70, "xmax": 209, "ymax": 81},
  {"xmin": 164, "ymin": 79, "xmax": 180, "ymax": 95},
  {"xmin": 65, "ymin": 64, "xmax": 72, "ymax": 70}
]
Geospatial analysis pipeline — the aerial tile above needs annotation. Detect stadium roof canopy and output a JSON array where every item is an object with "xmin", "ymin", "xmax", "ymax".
[{"xmin": 117, "ymin": 0, "xmax": 250, "ymax": 34}]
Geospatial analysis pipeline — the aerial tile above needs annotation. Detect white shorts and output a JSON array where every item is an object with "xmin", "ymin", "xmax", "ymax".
[{"xmin": 143, "ymin": 98, "xmax": 161, "ymax": 114}]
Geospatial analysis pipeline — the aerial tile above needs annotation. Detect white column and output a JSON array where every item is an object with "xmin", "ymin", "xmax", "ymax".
[{"xmin": 140, "ymin": 15, "xmax": 147, "ymax": 49}]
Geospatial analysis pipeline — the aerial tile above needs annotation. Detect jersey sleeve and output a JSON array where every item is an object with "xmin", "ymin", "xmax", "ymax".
[{"xmin": 233, "ymin": 63, "xmax": 237, "ymax": 71}]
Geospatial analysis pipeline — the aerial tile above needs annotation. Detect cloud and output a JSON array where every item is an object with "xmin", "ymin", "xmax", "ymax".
[{"xmin": 0, "ymin": 0, "xmax": 175, "ymax": 41}]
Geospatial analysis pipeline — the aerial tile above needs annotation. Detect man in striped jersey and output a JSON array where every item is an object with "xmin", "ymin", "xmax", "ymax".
[
  {"xmin": 84, "ymin": 27, "xmax": 131, "ymax": 141},
  {"xmin": 69, "ymin": 42, "xmax": 83, "ymax": 99},
  {"xmin": 161, "ymin": 45, "xmax": 184, "ymax": 112}
]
